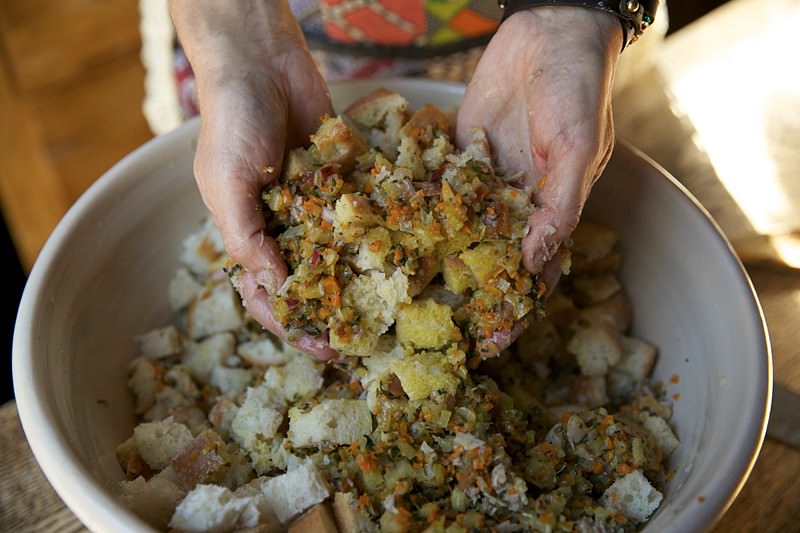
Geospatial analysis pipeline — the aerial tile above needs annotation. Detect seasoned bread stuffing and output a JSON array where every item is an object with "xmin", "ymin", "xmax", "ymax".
[
  {"xmin": 117, "ymin": 91, "xmax": 679, "ymax": 533},
  {"xmin": 250, "ymin": 90, "xmax": 544, "ymax": 358}
]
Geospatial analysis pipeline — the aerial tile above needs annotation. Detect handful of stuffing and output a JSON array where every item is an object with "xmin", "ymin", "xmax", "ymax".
[{"xmin": 240, "ymin": 89, "xmax": 548, "ymax": 358}]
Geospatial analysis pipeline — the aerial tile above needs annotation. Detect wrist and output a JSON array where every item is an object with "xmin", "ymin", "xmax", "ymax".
[
  {"xmin": 506, "ymin": 6, "xmax": 623, "ymax": 59},
  {"xmin": 169, "ymin": 0, "xmax": 305, "ymax": 83},
  {"xmin": 500, "ymin": 0, "xmax": 655, "ymax": 51}
]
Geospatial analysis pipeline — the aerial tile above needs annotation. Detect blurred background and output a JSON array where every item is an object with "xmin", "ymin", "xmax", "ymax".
[{"xmin": 0, "ymin": 0, "xmax": 729, "ymax": 404}]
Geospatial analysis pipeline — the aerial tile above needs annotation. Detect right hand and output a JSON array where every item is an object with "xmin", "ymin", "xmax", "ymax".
[{"xmin": 170, "ymin": 0, "xmax": 337, "ymax": 359}]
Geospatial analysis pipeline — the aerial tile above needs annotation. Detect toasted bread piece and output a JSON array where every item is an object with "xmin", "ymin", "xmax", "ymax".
[
  {"xmin": 310, "ymin": 116, "xmax": 368, "ymax": 171},
  {"xmin": 288, "ymin": 503, "xmax": 339, "ymax": 533}
]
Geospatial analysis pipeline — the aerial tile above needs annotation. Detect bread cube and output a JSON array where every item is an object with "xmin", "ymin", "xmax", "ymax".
[
  {"xmin": 121, "ymin": 470, "xmax": 185, "ymax": 530},
  {"xmin": 169, "ymin": 267, "xmax": 203, "ymax": 311},
  {"xmin": 181, "ymin": 217, "xmax": 226, "ymax": 275},
  {"xmin": 567, "ymin": 319, "xmax": 623, "ymax": 376},
  {"xmin": 262, "ymin": 354, "xmax": 324, "ymax": 403},
  {"xmin": 640, "ymin": 413, "xmax": 680, "ymax": 456},
  {"xmin": 332, "ymin": 492, "xmax": 377, "ymax": 533},
  {"xmin": 231, "ymin": 385, "xmax": 285, "ymax": 451},
  {"xmin": 570, "ymin": 222, "xmax": 619, "ymax": 262},
  {"xmin": 442, "ymin": 254, "xmax": 477, "ymax": 294},
  {"xmin": 600, "ymin": 470, "xmax": 663, "ymax": 523},
  {"xmin": 515, "ymin": 319, "xmax": 560, "ymax": 368},
  {"xmin": 421, "ymin": 133, "xmax": 454, "ymax": 171},
  {"xmin": 237, "ymin": 338, "xmax": 288, "ymax": 367},
  {"xmin": 210, "ymin": 366, "xmax": 253, "ymax": 398},
  {"xmin": 133, "ymin": 416, "xmax": 193, "ymax": 470},
  {"xmin": 288, "ymin": 503, "xmax": 339, "ymax": 533},
  {"xmin": 355, "ymin": 226, "xmax": 391, "ymax": 272},
  {"xmin": 183, "ymin": 332, "xmax": 236, "ymax": 383},
  {"xmin": 344, "ymin": 88, "xmax": 408, "ymax": 159},
  {"xmin": 571, "ymin": 274, "xmax": 622, "ymax": 306},
  {"xmin": 390, "ymin": 350, "xmax": 461, "ymax": 401},
  {"xmin": 399, "ymin": 104, "xmax": 450, "ymax": 144},
  {"xmin": 330, "ymin": 270, "xmax": 410, "ymax": 356},
  {"xmin": 459, "ymin": 242, "xmax": 511, "ymax": 286},
  {"xmin": 135, "ymin": 325, "xmax": 182, "ymax": 360},
  {"xmin": 169, "ymin": 484, "xmax": 252, "ymax": 533},
  {"xmin": 254, "ymin": 460, "xmax": 331, "ymax": 524},
  {"xmin": 283, "ymin": 147, "xmax": 316, "ymax": 182},
  {"xmin": 333, "ymin": 193, "xmax": 381, "ymax": 242},
  {"xmin": 395, "ymin": 298, "xmax": 460, "ymax": 350},
  {"xmin": 579, "ymin": 292, "xmax": 633, "ymax": 333},
  {"xmin": 615, "ymin": 336, "xmax": 658, "ymax": 382},
  {"xmin": 310, "ymin": 116, "xmax": 368, "ymax": 170},
  {"xmin": 188, "ymin": 280, "xmax": 244, "ymax": 339},
  {"xmin": 289, "ymin": 399, "xmax": 373, "ymax": 448},
  {"xmin": 569, "ymin": 375, "xmax": 609, "ymax": 408},
  {"xmin": 128, "ymin": 356, "xmax": 159, "ymax": 414}
]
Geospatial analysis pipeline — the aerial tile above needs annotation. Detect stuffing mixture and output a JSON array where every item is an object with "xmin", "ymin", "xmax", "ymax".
[{"xmin": 117, "ymin": 92, "xmax": 679, "ymax": 533}]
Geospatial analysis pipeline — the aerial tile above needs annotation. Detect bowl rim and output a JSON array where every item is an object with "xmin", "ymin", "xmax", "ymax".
[
  {"xmin": 610, "ymin": 141, "xmax": 773, "ymax": 532},
  {"xmin": 12, "ymin": 77, "xmax": 772, "ymax": 533}
]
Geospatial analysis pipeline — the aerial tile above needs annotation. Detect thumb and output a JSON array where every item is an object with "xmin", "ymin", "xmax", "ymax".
[{"xmin": 195, "ymin": 93, "xmax": 291, "ymax": 293}]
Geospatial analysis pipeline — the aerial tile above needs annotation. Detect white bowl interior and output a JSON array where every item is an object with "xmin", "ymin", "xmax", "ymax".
[{"xmin": 13, "ymin": 79, "xmax": 770, "ymax": 533}]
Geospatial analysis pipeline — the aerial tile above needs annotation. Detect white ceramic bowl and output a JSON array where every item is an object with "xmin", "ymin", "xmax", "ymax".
[{"xmin": 13, "ymin": 79, "xmax": 771, "ymax": 533}]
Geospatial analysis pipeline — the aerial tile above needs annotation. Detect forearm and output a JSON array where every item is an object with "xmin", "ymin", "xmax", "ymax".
[{"xmin": 168, "ymin": 0, "xmax": 306, "ymax": 86}]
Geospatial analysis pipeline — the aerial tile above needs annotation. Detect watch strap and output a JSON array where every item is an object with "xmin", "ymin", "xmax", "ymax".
[{"xmin": 498, "ymin": 0, "xmax": 659, "ymax": 50}]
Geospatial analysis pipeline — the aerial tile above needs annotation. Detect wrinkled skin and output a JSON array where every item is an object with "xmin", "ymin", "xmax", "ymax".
[
  {"xmin": 170, "ymin": 1, "xmax": 621, "ymax": 359},
  {"xmin": 457, "ymin": 7, "xmax": 622, "ymax": 353}
]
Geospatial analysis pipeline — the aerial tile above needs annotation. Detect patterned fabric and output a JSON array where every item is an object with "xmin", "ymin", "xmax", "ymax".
[
  {"xmin": 296, "ymin": 0, "xmax": 500, "ymax": 54},
  {"xmin": 174, "ymin": 1, "xmax": 500, "ymax": 120}
]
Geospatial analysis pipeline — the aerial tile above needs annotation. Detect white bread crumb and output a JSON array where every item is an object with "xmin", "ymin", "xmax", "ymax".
[
  {"xmin": 183, "ymin": 332, "xmax": 236, "ymax": 384},
  {"xmin": 640, "ymin": 413, "xmax": 680, "ymax": 456},
  {"xmin": 252, "ymin": 460, "xmax": 330, "ymax": 524},
  {"xmin": 600, "ymin": 470, "xmax": 663, "ymax": 523},
  {"xmin": 188, "ymin": 281, "xmax": 244, "ymax": 340},
  {"xmin": 133, "ymin": 416, "xmax": 193, "ymax": 470},
  {"xmin": 135, "ymin": 325, "xmax": 183, "ymax": 359},
  {"xmin": 237, "ymin": 338, "xmax": 288, "ymax": 367},
  {"xmin": 329, "ymin": 270, "xmax": 410, "ymax": 356},
  {"xmin": 210, "ymin": 366, "xmax": 254, "ymax": 398},
  {"xmin": 231, "ymin": 385, "xmax": 285, "ymax": 452},
  {"xmin": 169, "ymin": 484, "xmax": 252, "ymax": 533},
  {"xmin": 169, "ymin": 267, "xmax": 203, "ymax": 311},
  {"xmin": 181, "ymin": 218, "xmax": 226, "ymax": 275},
  {"xmin": 567, "ymin": 319, "xmax": 623, "ymax": 376},
  {"xmin": 615, "ymin": 336, "xmax": 658, "ymax": 382},
  {"xmin": 289, "ymin": 399, "xmax": 373, "ymax": 448},
  {"xmin": 262, "ymin": 353, "xmax": 324, "ymax": 404}
]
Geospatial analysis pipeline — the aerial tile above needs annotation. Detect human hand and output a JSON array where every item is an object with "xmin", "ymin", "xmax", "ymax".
[
  {"xmin": 456, "ymin": 6, "xmax": 622, "ymax": 354},
  {"xmin": 457, "ymin": 6, "xmax": 622, "ymax": 277},
  {"xmin": 170, "ymin": 0, "xmax": 337, "ymax": 359}
]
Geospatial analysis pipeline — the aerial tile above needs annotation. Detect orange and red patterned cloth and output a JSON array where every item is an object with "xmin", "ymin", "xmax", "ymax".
[{"xmin": 175, "ymin": 0, "xmax": 501, "ymax": 120}]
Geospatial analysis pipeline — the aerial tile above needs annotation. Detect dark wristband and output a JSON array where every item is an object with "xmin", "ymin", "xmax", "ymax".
[{"xmin": 498, "ymin": 0, "xmax": 659, "ymax": 51}]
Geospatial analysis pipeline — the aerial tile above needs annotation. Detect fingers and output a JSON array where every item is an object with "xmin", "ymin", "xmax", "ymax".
[
  {"xmin": 476, "ymin": 322, "xmax": 528, "ymax": 358},
  {"xmin": 522, "ymin": 86, "xmax": 615, "ymax": 275},
  {"xmin": 240, "ymin": 271, "xmax": 339, "ymax": 361},
  {"xmin": 194, "ymin": 86, "xmax": 291, "ymax": 290}
]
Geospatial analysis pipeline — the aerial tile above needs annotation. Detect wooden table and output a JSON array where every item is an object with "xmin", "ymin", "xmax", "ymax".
[{"xmin": 3, "ymin": 0, "xmax": 800, "ymax": 531}]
